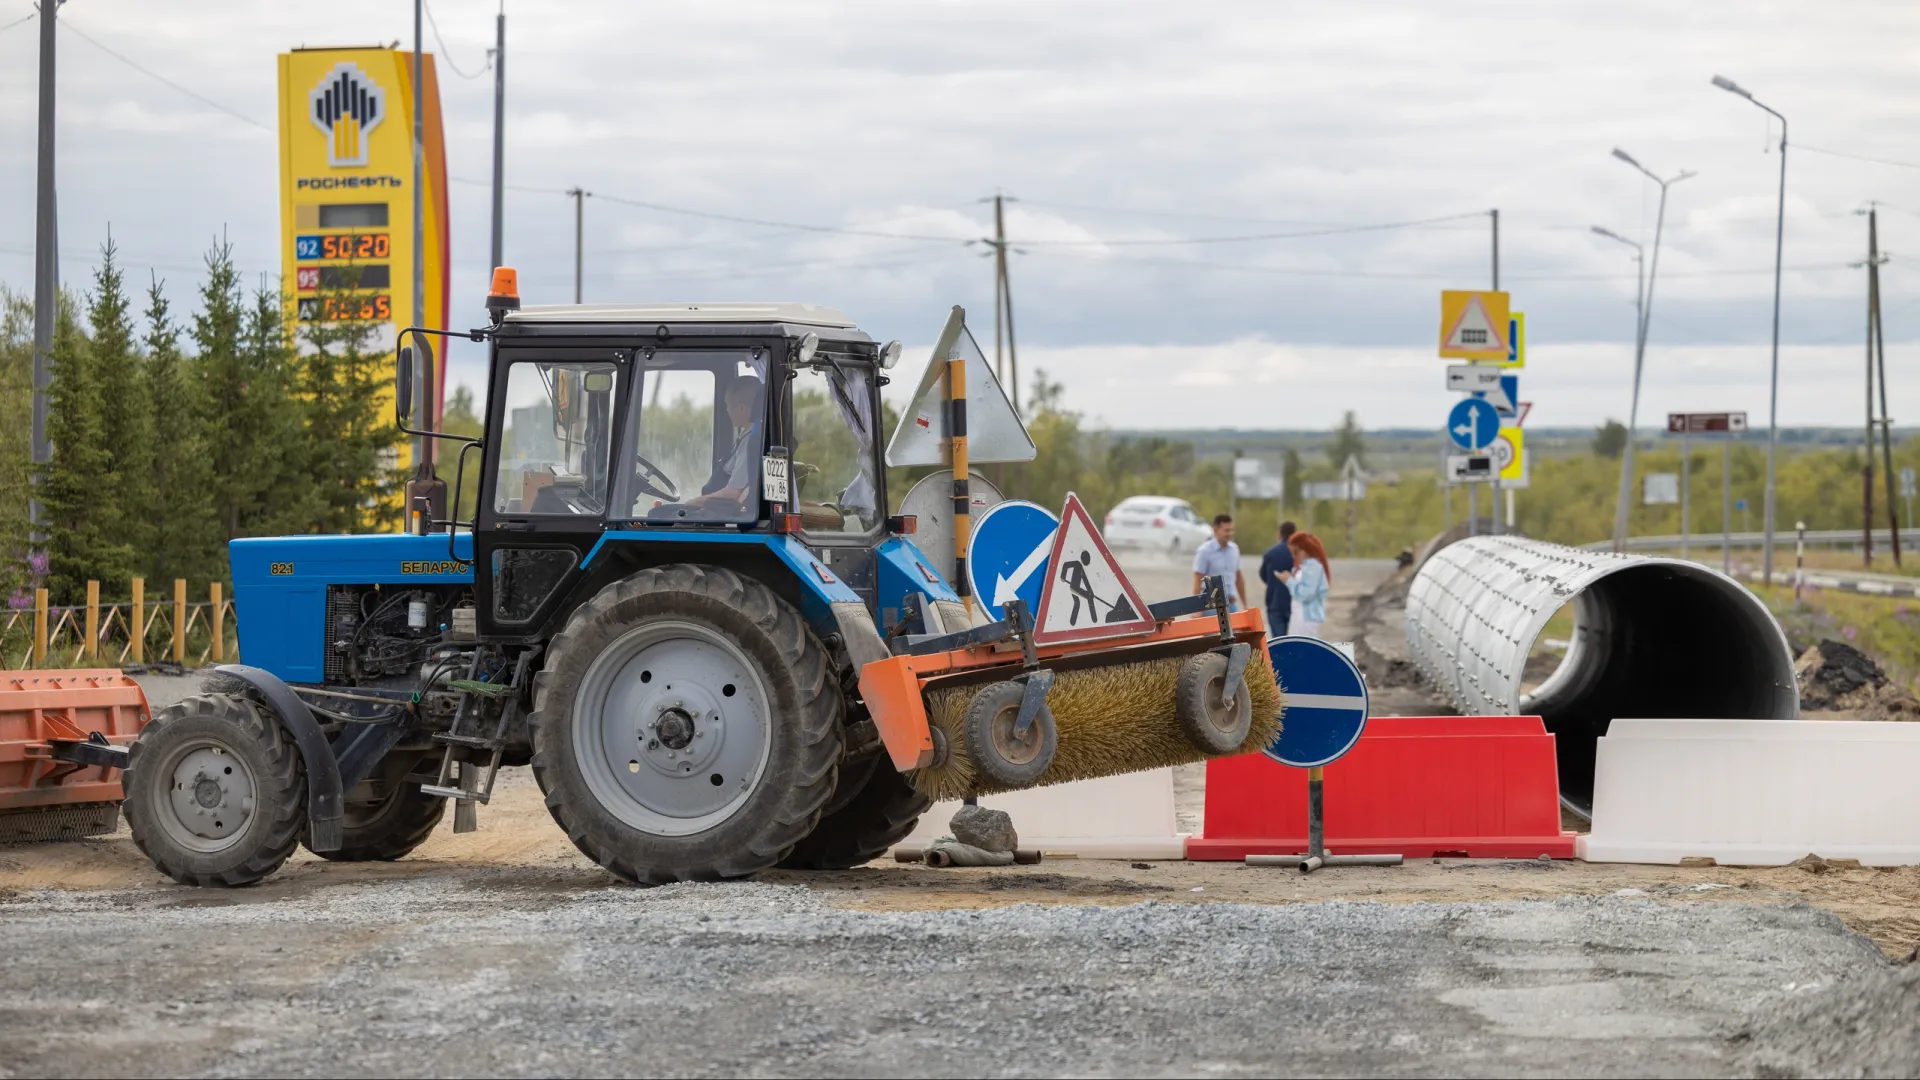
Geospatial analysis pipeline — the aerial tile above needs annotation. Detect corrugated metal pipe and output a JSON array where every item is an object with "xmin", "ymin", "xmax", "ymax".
[{"xmin": 1406, "ymin": 535, "xmax": 1799, "ymax": 816}]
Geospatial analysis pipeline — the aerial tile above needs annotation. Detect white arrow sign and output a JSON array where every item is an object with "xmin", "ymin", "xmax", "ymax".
[{"xmin": 992, "ymin": 527, "xmax": 1057, "ymax": 606}]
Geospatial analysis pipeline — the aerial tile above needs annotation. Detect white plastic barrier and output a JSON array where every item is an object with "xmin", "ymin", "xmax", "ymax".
[
  {"xmin": 893, "ymin": 767, "xmax": 1187, "ymax": 860},
  {"xmin": 1577, "ymin": 718, "xmax": 1920, "ymax": 866}
]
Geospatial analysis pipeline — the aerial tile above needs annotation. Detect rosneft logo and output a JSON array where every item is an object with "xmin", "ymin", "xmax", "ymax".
[{"xmin": 308, "ymin": 62, "xmax": 385, "ymax": 168}]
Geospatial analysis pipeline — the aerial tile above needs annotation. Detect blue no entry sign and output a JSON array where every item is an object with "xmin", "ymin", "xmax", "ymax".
[
  {"xmin": 1263, "ymin": 636, "xmax": 1369, "ymax": 768},
  {"xmin": 966, "ymin": 500, "xmax": 1059, "ymax": 622},
  {"xmin": 1448, "ymin": 397, "xmax": 1500, "ymax": 452}
]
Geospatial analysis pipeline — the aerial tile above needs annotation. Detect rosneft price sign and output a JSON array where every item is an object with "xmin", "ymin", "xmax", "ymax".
[{"xmin": 276, "ymin": 47, "xmax": 449, "ymax": 440}]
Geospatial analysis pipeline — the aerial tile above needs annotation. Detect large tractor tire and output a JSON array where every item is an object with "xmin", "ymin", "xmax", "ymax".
[
  {"xmin": 531, "ymin": 564, "xmax": 842, "ymax": 884},
  {"xmin": 122, "ymin": 693, "xmax": 307, "ymax": 887},
  {"xmin": 777, "ymin": 756, "xmax": 931, "ymax": 870},
  {"xmin": 309, "ymin": 783, "xmax": 446, "ymax": 862}
]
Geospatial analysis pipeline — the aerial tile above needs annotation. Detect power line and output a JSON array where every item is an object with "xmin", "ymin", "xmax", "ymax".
[
  {"xmin": 59, "ymin": 18, "xmax": 272, "ymax": 132},
  {"xmin": 1799, "ymin": 144, "xmax": 1920, "ymax": 171},
  {"xmin": 1010, "ymin": 210, "xmax": 1490, "ymax": 247},
  {"xmin": 0, "ymin": 9, "xmax": 33, "ymax": 33},
  {"xmin": 590, "ymin": 190, "xmax": 974, "ymax": 244},
  {"xmin": 423, "ymin": 0, "xmax": 489, "ymax": 80}
]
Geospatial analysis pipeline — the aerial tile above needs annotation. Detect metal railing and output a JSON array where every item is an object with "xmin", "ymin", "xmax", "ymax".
[
  {"xmin": 1581, "ymin": 527, "xmax": 1920, "ymax": 553},
  {"xmin": 2, "ymin": 578, "xmax": 239, "ymax": 670}
]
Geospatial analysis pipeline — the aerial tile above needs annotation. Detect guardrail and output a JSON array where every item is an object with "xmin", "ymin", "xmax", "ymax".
[
  {"xmin": 1, "ymin": 578, "xmax": 238, "ymax": 670},
  {"xmin": 1580, "ymin": 527, "xmax": 1920, "ymax": 553}
]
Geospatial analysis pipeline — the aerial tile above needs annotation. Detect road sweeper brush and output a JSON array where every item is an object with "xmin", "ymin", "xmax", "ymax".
[
  {"xmin": 859, "ymin": 579, "xmax": 1282, "ymax": 801},
  {"xmin": 0, "ymin": 669, "xmax": 147, "ymax": 843}
]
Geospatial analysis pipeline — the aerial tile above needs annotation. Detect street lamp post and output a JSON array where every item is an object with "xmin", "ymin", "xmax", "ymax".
[
  {"xmin": 1713, "ymin": 74, "xmax": 1787, "ymax": 585},
  {"xmin": 1603, "ymin": 151, "xmax": 1694, "ymax": 553}
]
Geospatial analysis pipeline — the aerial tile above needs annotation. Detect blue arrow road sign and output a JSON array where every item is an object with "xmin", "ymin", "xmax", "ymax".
[
  {"xmin": 1448, "ymin": 397, "xmax": 1500, "ymax": 451},
  {"xmin": 966, "ymin": 500, "xmax": 1059, "ymax": 622},
  {"xmin": 1264, "ymin": 636, "xmax": 1370, "ymax": 769}
]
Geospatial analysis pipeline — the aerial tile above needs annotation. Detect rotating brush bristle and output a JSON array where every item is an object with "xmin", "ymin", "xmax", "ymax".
[{"xmin": 912, "ymin": 649, "xmax": 1283, "ymax": 802}]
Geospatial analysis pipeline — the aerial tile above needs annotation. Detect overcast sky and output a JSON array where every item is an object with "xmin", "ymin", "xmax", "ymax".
[{"xmin": 2, "ymin": 1, "xmax": 1918, "ymax": 433}]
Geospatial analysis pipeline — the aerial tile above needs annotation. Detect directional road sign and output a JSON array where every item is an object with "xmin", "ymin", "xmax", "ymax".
[
  {"xmin": 1263, "ymin": 636, "xmax": 1370, "ymax": 768},
  {"xmin": 1439, "ymin": 290, "xmax": 1510, "ymax": 360},
  {"xmin": 1666, "ymin": 411, "xmax": 1748, "ymax": 435},
  {"xmin": 1447, "ymin": 397, "xmax": 1500, "ymax": 451},
  {"xmin": 966, "ymin": 500, "xmax": 1059, "ymax": 622},
  {"xmin": 1502, "ymin": 311, "xmax": 1525, "ymax": 370},
  {"xmin": 1032, "ymin": 493, "xmax": 1154, "ymax": 645},
  {"xmin": 1446, "ymin": 364, "xmax": 1502, "ymax": 395}
]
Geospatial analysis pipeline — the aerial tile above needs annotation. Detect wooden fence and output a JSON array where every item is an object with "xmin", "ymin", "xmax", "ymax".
[{"xmin": 1, "ymin": 578, "xmax": 239, "ymax": 670}]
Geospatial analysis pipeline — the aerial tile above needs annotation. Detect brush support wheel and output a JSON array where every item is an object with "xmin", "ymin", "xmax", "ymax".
[
  {"xmin": 1175, "ymin": 652, "xmax": 1254, "ymax": 755},
  {"xmin": 962, "ymin": 681, "xmax": 1056, "ymax": 789}
]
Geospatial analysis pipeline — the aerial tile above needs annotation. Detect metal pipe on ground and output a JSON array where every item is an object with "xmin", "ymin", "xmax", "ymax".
[{"xmin": 1405, "ymin": 536, "xmax": 1798, "ymax": 817}]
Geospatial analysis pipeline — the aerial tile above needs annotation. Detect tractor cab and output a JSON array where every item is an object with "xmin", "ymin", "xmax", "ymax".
[{"xmin": 436, "ymin": 296, "xmax": 911, "ymax": 640}]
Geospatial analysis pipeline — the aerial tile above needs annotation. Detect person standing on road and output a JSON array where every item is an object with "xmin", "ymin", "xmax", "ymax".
[
  {"xmin": 1287, "ymin": 530, "xmax": 1331, "ymax": 638},
  {"xmin": 1191, "ymin": 513, "xmax": 1249, "ymax": 611},
  {"xmin": 1259, "ymin": 520, "xmax": 1297, "ymax": 636}
]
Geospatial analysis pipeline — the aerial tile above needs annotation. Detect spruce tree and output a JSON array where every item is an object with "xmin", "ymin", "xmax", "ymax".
[
  {"xmin": 298, "ymin": 279, "xmax": 401, "ymax": 534},
  {"xmin": 144, "ymin": 277, "xmax": 220, "ymax": 584},
  {"xmin": 42, "ymin": 276, "xmax": 133, "ymax": 602},
  {"xmin": 90, "ymin": 237, "xmax": 153, "ymax": 560},
  {"xmin": 242, "ymin": 278, "xmax": 314, "ymax": 536},
  {"xmin": 0, "ymin": 290, "xmax": 33, "ymax": 603},
  {"xmin": 196, "ymin": 241, "xmax": 305, "ymax": 546}
]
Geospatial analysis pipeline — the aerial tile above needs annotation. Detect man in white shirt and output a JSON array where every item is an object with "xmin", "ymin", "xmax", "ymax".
[{"xmin": 1190, "ymin": 513, "xmax": 1248, "ymax": 611}]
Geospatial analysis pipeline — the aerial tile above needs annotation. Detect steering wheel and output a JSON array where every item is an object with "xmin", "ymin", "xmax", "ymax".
[{"xmin": 631, "ymin": 453, "xmax": 680, "ymax": 501}]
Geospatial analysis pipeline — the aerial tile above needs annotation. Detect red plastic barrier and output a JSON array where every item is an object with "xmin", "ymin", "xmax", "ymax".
[{"xmin": 1186, "ymin": 716, "xmax": 1577, "ymax": 860}]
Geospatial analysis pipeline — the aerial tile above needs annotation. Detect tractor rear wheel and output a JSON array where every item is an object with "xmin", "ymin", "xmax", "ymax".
[
  {"xmin": 777, "ymin": 756, "xmax": 930, "ymax": 869},
  {"xmin": 310, "ymin": 782, "xmax": 446, "ymax": 862},
  {"xmin": 531, "ymin": 564, "xmax": 842, "ymax": 884},
  {"xmin": 122, "ymin": 693, "xmax": 307, "ymax": 887}
]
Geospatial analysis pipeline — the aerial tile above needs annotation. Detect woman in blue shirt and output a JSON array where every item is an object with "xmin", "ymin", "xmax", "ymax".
[{"xmin": 1287, "ymin": 531, "xmax": 1331, "ymax": 638}]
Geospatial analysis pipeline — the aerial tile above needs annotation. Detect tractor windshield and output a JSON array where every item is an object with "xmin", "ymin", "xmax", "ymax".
[
  {"xmin": 615, "ymin": 349, "xmax": 771, "ymax": 524},
  {"xmin": 790, "ymin": 356, "xmax": 880, "ymax": 537},
  {"xmin": 494, "ymin": 360, "xmax": 621, "ymax": 516}
]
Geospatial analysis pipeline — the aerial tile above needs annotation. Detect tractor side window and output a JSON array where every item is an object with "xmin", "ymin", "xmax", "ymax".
[
  {"xmin": 494, "ymin": 361, "xmax": 620, "ymax": 516},
  {"xmin": 790, "ymin": 361, "xmax": 879, "ymax": 537}
]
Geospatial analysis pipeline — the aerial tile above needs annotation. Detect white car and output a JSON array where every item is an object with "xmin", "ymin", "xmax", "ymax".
[{"xmin": 1102, "ymin": 496, "xmax": 1214, "ymax": 556}]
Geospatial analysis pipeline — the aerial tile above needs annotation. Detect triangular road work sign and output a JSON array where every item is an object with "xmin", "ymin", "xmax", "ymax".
[
  {"xmin": 885, "ymin": 305, "xmax": 1037, "ymax": 467},
  {"xmin": 1438, "ymin": 290, "xmax": 1510, "ymax": 360},
  {"xmin": 1032, "ymin": 492, "xmax": 1156, "ymax": 645}
]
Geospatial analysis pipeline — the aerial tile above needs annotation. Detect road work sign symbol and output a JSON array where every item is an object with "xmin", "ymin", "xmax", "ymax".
[
  {"xmin": 1447, "ymin": 398, "xmax": 1500, "ymax": 451},
  {"xmin": 967, "ymin": 500, "xmax": 1059, "ymax": 623},
  {"xmin": 1264, "ymin": 636, "xmax": 1369, "ymax": 768},
  {"xmin": 1439, "ymin": 290, "xmax": 1511, "ymax": 360},
  {"xmin": 1033, "ymin": 493, "xmax": 1155, "ymax": 645}
]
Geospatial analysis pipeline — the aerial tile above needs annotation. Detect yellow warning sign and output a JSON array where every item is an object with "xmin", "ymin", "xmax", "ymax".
[{"xmin": 1439, "ymin": 290, "xmax": 1510, "ymax": 360}]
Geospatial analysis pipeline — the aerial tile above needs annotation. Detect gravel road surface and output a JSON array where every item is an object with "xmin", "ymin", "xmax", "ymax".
[{"xmin": 0, "ymin": 880, "xmax": 1893, "ymax": 1078}]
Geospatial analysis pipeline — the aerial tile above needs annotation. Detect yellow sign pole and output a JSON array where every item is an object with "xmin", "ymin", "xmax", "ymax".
[{"xmin": 949, "ymin": 348, "xmax": 972, "ymax": 620}]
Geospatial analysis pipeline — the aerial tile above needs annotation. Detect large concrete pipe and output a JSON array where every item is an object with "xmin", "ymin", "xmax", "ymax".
[{"xmin": 1405, "ymin": 535, "xmax": 1798, "ymax": 816}]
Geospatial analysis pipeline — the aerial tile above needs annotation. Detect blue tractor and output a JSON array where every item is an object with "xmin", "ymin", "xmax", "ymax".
[{"xmin": 120, "ymin": 272, "xmax": 980, "ymax": 885}]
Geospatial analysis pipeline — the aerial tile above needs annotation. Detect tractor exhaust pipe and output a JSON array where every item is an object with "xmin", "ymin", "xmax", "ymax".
[{"xmin": 1406, "ymin": 536, "xmax": 1799, "ymax": 817}]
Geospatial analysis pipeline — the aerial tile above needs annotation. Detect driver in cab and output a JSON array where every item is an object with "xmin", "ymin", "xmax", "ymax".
[{"xmin": 671, "ymin": 375, "xmax": 762, "ymax": 518}]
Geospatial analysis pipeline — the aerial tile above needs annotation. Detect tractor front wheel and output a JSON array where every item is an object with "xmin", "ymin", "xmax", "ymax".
[
  {"xmin": 531, "ymin": 564, "xmax": 842, "ymax": 884},
  {"xmin": 310, "ymin": 782, "xmax": 446, "ymax": 862}
]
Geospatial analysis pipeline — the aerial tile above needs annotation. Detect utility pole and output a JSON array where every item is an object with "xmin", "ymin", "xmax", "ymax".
[
  {"xmin": 567, "ymin": 188, "xmax": 587, "ymax": 303},
  {"xmin": 1863, "ymin": 207, "xmax": 1879, "ymax": 565},
  {"xmin": 31, "ymin": 0, "xmax": 60, "ymax": 561},
  {"xmin": 410, "ymin": 0, "xmax": 429, "ymax": 487},
  {"xmin": 985, "ymin": 194, "xmax": 1021, "ymax": 413},
  {"xmin": 1870, "ymin": 208, "xmax": 1900, "ymax": 565},
  {"xmin": 1489, "ymin": 208, "xmax": 1501, "ymax": 537},
  {"xmin": 489, "ymin": 2, "xmax": 506, "ymax": 272}
]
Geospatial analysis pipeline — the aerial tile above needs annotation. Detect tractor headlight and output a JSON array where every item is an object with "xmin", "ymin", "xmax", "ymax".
[
  {"xmin": 880, "ymin": 340, "xmax": 902, "ymax": 369},
  {"xmin": 797, "ymin": 332, "xmax": 820, "ymax": 367}
]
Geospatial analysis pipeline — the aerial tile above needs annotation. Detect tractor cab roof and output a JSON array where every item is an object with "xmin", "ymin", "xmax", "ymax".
[{"xmin": 504, "ymin": 302, "xmax": 857, "ymax": 329}]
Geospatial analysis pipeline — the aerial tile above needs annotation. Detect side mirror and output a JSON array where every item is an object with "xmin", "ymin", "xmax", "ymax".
[{"xmin": 396, "ymin": 345, "xmax": 414, "ymax": 423}]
